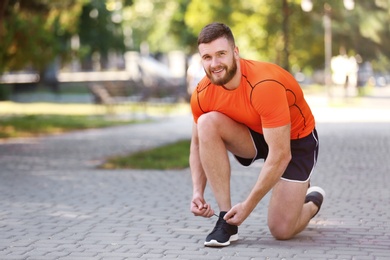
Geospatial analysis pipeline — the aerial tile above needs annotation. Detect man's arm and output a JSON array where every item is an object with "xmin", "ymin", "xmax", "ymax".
[
  {"xmin": 225, "ymin": 124, "xmax": 291, "ymax": 225},
  {"xmin": 189, "ymin": 123, "xmax": 215, "ymax": 217},
  {"xmin": 190, "ymin": 123, "xmax": 207, "ymax": 196}
]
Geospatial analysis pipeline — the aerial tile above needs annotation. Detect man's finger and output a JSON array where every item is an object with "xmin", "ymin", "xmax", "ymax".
[
  {"xmin": 192, "ymin": 199, "xmax": 204, "ymax": 210},
  {"xmin": 224, "ymin": 209, "xmax": 235, "ymax": 221}
]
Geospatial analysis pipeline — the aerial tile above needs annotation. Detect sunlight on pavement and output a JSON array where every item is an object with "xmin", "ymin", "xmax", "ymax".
[
  {"xmin": 1, "ymin": 94, "xmax": 388, "ymax": 122},
  {"xmin": 0, "ymin": 101, "xmax": 191, "ymax": 117},
  {"xmin": 0, "ymin": 101, "xmax": 106, "ymax": 115},
  {"xmin": 306, "ymin": 96, "xmax": 390, "ymax": 123}
]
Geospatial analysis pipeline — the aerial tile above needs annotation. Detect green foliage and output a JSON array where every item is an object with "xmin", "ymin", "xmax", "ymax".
[
  {"xmin": 1, "ymin": 0, "xmax": 390, "ymax": 76},
  {"xmin": 78, "ymin": 0, "xmax": 125, "ymax": 67},
  {"xmin": 185, "ymin": 0, "xmax": 235, "ymax": 34},
  {"xmin": 169, "ymin": 0, "xmax": 198, "ymax": 53},
  {"xmin": 182, "ymin": 0, "xmax": 390, "ymax": 72},
  {"xmin": 101, "ymin": 139, "xmax": 191, "ymax": 170},
  {"xmin": 121, "ymin": 0, "xmax": 183, "ymax": 53},
  {"xmin": 0, "ymin": 0, "xmax": 85, "ymax": 73},
  {"xmin": 0, "ymin": 114, "xmax": 134, "ymax": 138}
]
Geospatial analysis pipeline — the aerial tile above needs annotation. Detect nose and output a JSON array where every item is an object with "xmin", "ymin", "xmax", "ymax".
[{"xmin": 210, "ymin": 57, "xmax": 220, "ymax": 68}]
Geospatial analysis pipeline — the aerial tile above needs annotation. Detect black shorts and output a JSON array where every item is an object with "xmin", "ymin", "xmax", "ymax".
[{"xmin": 234, "ymin": 128, "xmax": 319, "ymax": 182}]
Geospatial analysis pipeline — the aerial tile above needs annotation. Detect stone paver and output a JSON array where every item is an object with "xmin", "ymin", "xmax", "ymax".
[{"xmin": 0, "ymin": 89, "xmax": 390, "ymax": 259}]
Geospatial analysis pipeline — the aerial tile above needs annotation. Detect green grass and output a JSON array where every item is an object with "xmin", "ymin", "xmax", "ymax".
[
  {"xmin": 0, "ymin": 101, "xmax": 191, "ymax": 116},
  {"xmin": 0, "ymin": 100, "xmax": 190, "ymax": 139},
  {"xmin": 101, "ymin": 139, "xmax": 191, "ymax": 170},
  {"xmin": 0, "ymin": 114, "xmax": 138, "ymax": 138}
]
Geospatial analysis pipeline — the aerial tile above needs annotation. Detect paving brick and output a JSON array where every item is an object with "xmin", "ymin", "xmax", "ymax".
[{"xmin": 0, "ymin": 101, "xmax": 389, "ymax": 260}]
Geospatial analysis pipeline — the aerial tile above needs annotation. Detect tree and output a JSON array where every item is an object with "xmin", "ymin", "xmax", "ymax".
[
  {"xmin": 295, "ymin": 0, "xmax": 390, "ymax": 73},
  {"xmin": 184, "ymin": 0, "xmax": 390, "ymax": 74},
  {"xmin": 352, "ymin": 1, "xmax": 390, "ymax": 71},
  {"xmin": 1, "ymin": 0, "xmax": 389, "ymax": 79},
  {"xmin": 169, "ymin": 0, "xmax": 198, "ymax": 54},
  {"xmin": 121, "ymin": 0, "xmax": 185, "ymax": 54},
  {"xmin": 0, "ymin": 0, "xmax": 9, "ymax": 29},
  {"xmin": 77, "ymin": 0, "xmax": 127, "ymax": 70},
  {"xmin": 0, "ymin": 0, "xmax": 85, "ymax": 74}
]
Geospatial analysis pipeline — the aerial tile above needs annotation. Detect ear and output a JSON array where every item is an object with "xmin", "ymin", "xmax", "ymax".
[{"xmin": 234, "ymin": 46, "xmax": 240, "ymax": 59}]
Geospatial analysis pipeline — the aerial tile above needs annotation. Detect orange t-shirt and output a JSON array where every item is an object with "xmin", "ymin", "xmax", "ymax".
[{"xmin": 190, "ymin": 59, "xmax": 315, "ymax": 139}]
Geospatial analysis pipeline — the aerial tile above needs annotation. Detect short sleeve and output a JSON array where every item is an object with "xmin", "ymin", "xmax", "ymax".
[
  {"xmin": 190, "ymin": 90, "xmax": 202, "ymax": 123},
  {"xmin": 251, "ymin": 82, "xmax": 290, "ymax": 128}
]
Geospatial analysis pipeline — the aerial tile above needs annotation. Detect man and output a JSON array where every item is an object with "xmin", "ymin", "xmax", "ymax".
[{"xmin": 189, "ymin": 22, "xmax": 325, "ymax": 247}]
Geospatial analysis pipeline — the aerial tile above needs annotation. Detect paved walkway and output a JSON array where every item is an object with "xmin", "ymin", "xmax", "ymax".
[{"xmin": 1, "ymin": 89, "xmax": 390, "ymax": 259}]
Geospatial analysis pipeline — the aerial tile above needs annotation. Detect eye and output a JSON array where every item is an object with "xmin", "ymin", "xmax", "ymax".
[
  {"xmin": 202, "ymin": 55, "xmax": 211, "ymax": 61},
  {"xmin": 217, "ymin": 52, "xmax": 226, "ymax": 57}
]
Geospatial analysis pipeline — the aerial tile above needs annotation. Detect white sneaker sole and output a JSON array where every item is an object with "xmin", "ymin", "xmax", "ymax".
[
  {"xmin": 204, "ymin": 234, "xmax": 238, "ymax": 247},
  {"xmin": 306, "ymin": 186, "xmax": 326, "ymax": 198}
]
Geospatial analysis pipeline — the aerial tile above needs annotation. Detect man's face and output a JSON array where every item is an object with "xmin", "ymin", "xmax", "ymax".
[{"xmin": 198, "ymin": 37, "xmax": 238, "ymax": 86}]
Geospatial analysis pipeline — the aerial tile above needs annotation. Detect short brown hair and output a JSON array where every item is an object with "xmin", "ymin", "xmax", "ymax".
[{"xmin": 197, "ymin": 22, "xmax": 235, "ymax": 47}]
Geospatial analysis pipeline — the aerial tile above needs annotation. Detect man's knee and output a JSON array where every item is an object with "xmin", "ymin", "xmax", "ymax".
[
  {"xmin": 268, "ymin": 219, "xmax": 295, "ymax": 240},
  {"xmin": 197, "ymin": 112, "xmax": 225, "ymax": 138}
]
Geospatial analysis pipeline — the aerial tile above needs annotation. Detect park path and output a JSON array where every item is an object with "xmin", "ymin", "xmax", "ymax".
[{"xmin": 0, "ymin": 89, "xmax": 389, "ymax": 259}]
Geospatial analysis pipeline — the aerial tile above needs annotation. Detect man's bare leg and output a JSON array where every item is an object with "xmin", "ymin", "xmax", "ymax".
[
  {"xmin": 267, "ymin": 180, "xmax": 319, "ymax": 240},
  {"xmin": 196, "ymin": 112, "xmax": 256, "ymax": 212}
]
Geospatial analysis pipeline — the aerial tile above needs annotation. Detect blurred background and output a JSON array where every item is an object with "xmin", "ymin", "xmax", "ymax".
[{"xmin": 0, "ymin": 0, "xmax": 389, "ymax": 104}]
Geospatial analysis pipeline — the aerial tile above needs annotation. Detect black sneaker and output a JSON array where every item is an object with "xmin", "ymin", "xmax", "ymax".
[
  {"xmin": 305, "ymin": 186, "xmax": 326, "ymax": 218},
  {"xmin": 204, "ymin": 211, "xmax": 238, "ymax": 247}
]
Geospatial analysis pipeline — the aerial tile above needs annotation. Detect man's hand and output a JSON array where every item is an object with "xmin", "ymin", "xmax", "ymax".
[
  {"xmin": 224, "ymin": 202, "xmax": 250, "ymax": 226},
  {"xmin": 191, "ymin": 196, "xmax": 215, "ymax": 218}
]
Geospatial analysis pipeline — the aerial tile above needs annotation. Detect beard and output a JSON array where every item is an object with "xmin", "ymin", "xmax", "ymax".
[{"xmin": 206, "ymin": 57, "xmax": 237, "ymax": 86}]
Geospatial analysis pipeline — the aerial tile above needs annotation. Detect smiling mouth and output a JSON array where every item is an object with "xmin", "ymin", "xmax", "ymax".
[{"xmin": 212, "ymin": 68, "xmax": 224, "ymax": 75}]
